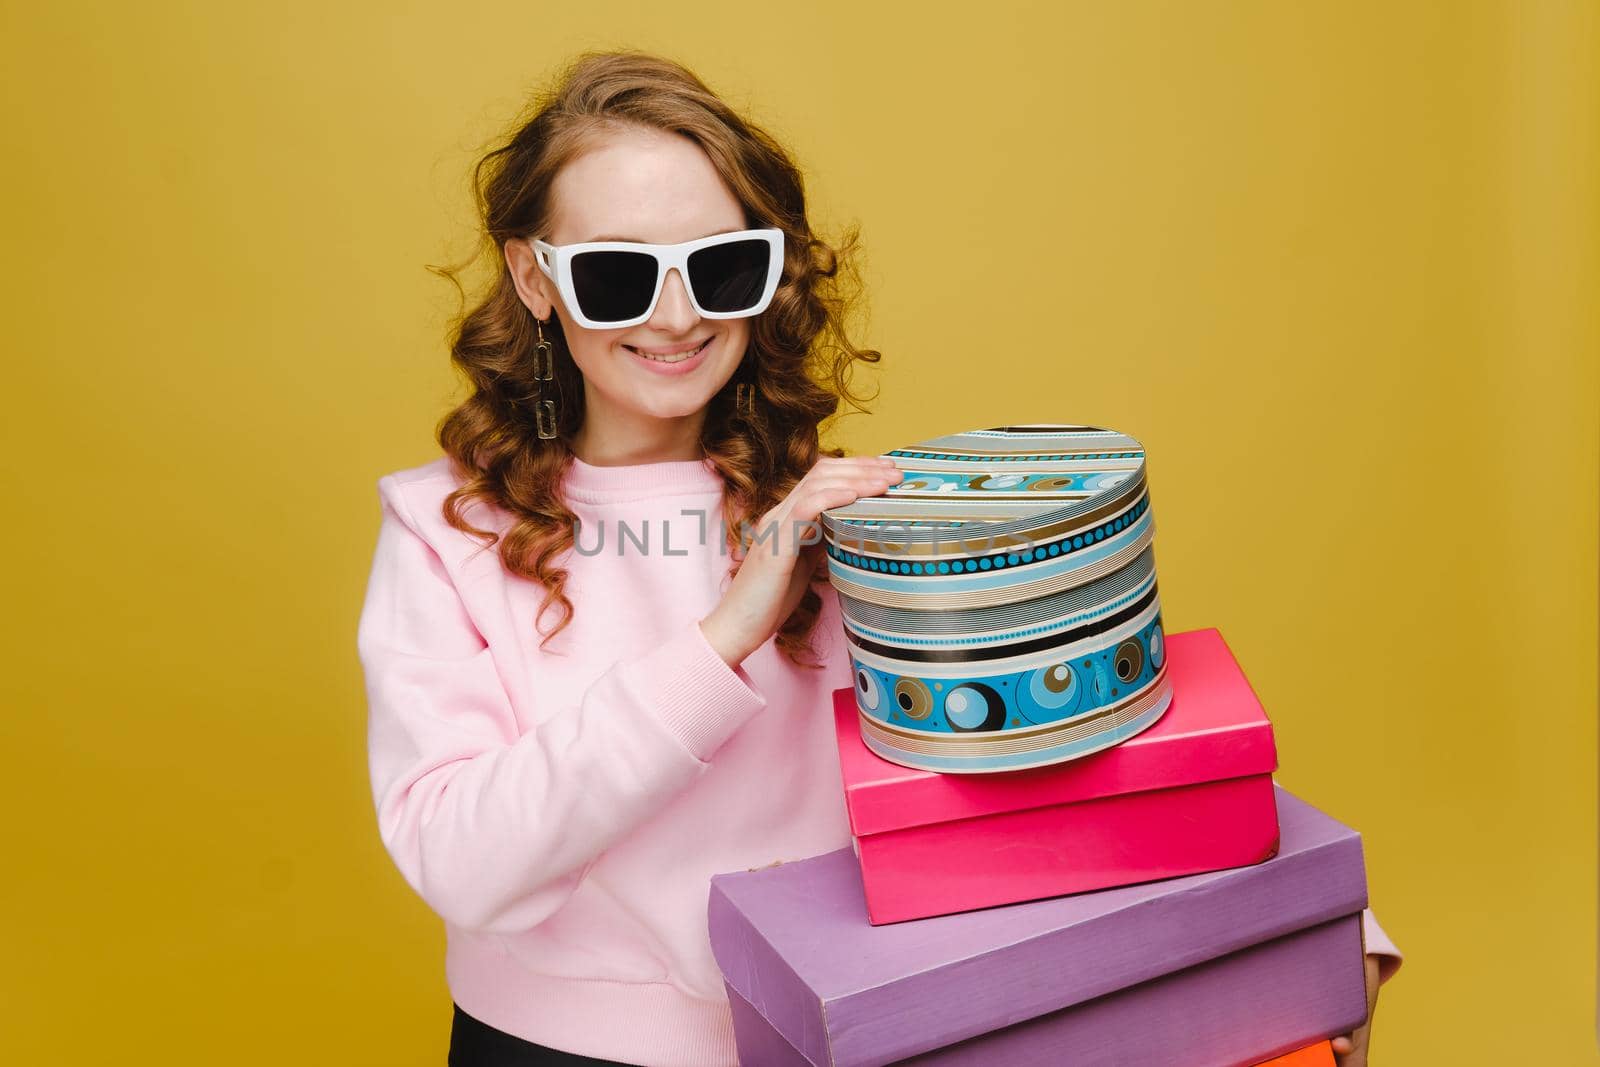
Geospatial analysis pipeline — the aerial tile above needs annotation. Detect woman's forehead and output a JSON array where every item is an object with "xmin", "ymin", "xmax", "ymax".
[{"xmin": 547, "ymin": 128, "xmax": 745, "ymax": 245}]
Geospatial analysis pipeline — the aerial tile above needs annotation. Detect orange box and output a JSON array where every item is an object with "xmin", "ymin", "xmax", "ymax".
[{"xmin": 1255, "ymin": 1040, "xmax": 1336, "ymax": 1066}]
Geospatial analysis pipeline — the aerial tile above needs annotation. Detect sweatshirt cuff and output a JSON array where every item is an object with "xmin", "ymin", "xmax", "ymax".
[
  {"xmin": 1362, "ymin": 906, "xmax": 1403, "ymax": 985},
  {"xmin": 628, "ymin": 619, "xmax": 768, "ymax": 763}
]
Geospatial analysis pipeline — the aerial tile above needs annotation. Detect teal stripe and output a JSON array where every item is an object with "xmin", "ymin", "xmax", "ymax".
[{"xmin": 827, "ymin": 508, "xmax": 1152, "ymax": 597}]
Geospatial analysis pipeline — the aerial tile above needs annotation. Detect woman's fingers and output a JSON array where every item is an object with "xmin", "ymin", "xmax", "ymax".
[
  {"xmin": 746, "ymin": 456, "xmax": 904, "ymax": 563},
  {"xmin": 702, "ymin": 456, "xmax": 903, "ymax": 665},
  {"xmin": 792, "ymin": 473, "xmax": 900, "ymax": 517},
  {"xmin": 749, "ymin": 461, "xmax": 901, "ymax": 557},
  {"xmin": 800, "ymin": 456, "xmax": 901, "ymax": 497},
  {"xmin": 814, "ymin": 454, "xmax": 899, "ymax": 470},
  {"xmin": 789, "ymin": 466, "xmax": 901, "ymax": 517},
  {"xmin": 747, "ymin": 484, "xmax": 870, "ymax": 558}
]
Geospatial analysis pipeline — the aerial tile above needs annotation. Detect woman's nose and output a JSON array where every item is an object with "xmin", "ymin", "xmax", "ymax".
[{"xmin": 647, "ymin": 268, "xmax": 700, "ymax": 333}]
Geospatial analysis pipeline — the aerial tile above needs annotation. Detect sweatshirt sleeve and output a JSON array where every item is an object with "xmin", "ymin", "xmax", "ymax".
[
  {"xmin": 1362, "ymin": 906, "xmax": 1403, "ymax": 985},
  {"xmin": 356, "ymin": 474, "xmax": 769, "ymax": 934}
]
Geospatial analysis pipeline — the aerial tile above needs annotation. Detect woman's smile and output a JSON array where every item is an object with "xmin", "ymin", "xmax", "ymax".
[{"xmin": 622, "ymin": 334, "xmax": 714, "ymax": 373}]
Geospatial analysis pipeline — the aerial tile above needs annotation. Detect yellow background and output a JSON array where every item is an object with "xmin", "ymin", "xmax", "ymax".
[{"xmin": 3, "ymin": 1, "xmax": 1595, "ymax": 1062}]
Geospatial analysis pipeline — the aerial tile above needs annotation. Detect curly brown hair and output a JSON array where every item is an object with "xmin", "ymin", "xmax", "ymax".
[{"xmin": 425, "ymin": 49, "xmax": 882, "ymax": 668}]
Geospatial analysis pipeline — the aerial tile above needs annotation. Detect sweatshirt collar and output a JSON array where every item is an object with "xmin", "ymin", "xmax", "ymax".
[{"xmin": 560, "ymin": 451, "xmax": 724, "ymax": 503}]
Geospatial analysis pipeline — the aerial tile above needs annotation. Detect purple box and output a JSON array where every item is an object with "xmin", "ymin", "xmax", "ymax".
[{"xmin": 708, "ymin": 786, "xmax": 1369, "ymax": 1067}]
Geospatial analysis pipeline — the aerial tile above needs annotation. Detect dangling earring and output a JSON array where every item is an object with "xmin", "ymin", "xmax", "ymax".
[
  {"xmin": 532, "ymin": 315, "xmax": 558, "ymax": 440},
  {"xmin": 733, "ymin": 359, "xmax": 760, "ymax": 421}
]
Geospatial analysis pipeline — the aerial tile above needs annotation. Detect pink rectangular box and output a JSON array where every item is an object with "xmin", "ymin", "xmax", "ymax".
[{"xmin": 836, "ymin": 627, "xmax": 1281, "ymax": 924}]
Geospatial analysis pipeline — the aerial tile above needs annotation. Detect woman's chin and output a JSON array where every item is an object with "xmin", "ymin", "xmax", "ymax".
[{"xmin": 621, "ymin": 388, "xmax": 725, "ymax": 423}]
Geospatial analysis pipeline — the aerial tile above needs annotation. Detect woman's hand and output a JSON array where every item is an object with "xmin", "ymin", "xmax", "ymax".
[
  {"xmin": 699, "ymin": 455, "xmax": 902, "ymax": 666},
  {"xmin": 1330, "ymin": 953, "xmax": 1383, "ymax": 1065}
]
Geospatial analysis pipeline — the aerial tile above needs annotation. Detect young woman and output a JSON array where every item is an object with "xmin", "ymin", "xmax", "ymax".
[{"xmin": 356, "ymin": 50, "xmax": 1400, "ymax": 1067}]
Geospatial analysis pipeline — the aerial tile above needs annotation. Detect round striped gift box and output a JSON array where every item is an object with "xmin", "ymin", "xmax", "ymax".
[{"xmin": 820, "ymin": 424, "xmax": 1172, "ymax": 774}]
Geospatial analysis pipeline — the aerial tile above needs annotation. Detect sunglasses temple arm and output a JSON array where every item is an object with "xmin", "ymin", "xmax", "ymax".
[{"xmin": 530, "ymin": 240, "xmax": 553, "ymax": 276}]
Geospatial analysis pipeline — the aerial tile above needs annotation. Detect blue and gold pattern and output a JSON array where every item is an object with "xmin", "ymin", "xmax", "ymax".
[{"xmin": 821, "ymin": 425, "xmax": 1172, "ymax": 774}]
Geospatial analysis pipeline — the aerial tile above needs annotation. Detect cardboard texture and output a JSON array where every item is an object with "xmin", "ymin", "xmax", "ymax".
[
  {"xmin": 708, "ymin": 787, "xmax": 1368, "ymax": 1067},
  {"xmin": 835, "ymin": 628, "xmax": 1280, "ymax": 923},
  {"xmin": 724, "ymin": 918, "xmax": 1360, "ymax": 1065}
]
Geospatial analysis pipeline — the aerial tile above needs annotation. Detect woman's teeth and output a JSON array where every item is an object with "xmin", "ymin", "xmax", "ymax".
[{"xmin": 628, "ymin": 338, "xmax": 711, "ymax": 363}]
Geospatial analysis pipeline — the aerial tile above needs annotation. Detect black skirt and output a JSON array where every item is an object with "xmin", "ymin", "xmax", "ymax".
[{"xmin": 448, "ymin": 1002, "xmax": 644, "ymax": 1066}]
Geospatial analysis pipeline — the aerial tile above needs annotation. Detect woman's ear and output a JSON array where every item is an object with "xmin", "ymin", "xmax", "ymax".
[{"xmin": 503, "ymin": 238, "xmax": 555, "ymax": 319}]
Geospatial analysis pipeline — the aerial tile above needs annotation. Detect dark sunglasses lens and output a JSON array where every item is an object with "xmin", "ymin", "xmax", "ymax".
[
  {"xmin": 569, "ymin": 250, "xmax": 658, "ymax": 322},
  {"xmin": 687, "ymin": 238, "xmax": 772, "ymax": 313}
]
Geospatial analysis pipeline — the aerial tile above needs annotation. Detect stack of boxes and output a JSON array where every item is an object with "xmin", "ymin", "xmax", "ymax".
[{"xmin": 707, "ymin": 426, "xmax": 1376, "ymax": 1066}]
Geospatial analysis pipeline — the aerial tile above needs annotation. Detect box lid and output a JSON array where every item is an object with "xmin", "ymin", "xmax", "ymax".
[
  {"xmin": 708, "ymin": 786, "xmax": 1367, "ymax": 1067},
  {"xmin": 836, "ymin": 627, "xmax": 1277, "ymax": 836},
  {"xmin": 819, "ymin": 424, "xmax": 1148, "ymax": 557}
]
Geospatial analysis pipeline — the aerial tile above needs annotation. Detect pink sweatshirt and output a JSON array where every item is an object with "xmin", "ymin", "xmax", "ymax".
[{"xmin": 357, "ymin": 452, "xmax": 1402, "ymax": 1067}]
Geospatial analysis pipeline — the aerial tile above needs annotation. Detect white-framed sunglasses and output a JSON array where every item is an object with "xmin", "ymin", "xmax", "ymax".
[{"xmin": 530, "ymin": 227, "xmax": 785, "ymax": 330}]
